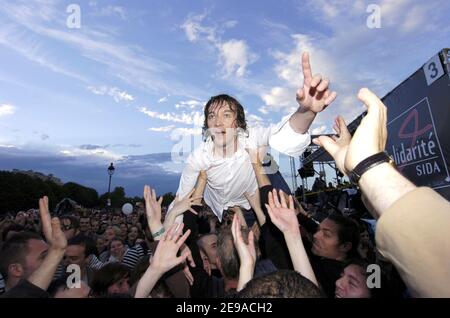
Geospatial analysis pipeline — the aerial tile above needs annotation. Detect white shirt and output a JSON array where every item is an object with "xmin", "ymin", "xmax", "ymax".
[{"xmin": 171, "ymin": 113, "xmax": 310, "ymax": 221}]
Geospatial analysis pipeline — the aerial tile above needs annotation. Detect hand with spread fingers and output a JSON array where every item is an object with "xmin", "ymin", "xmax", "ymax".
[
  {"xmin": 265, "ymin": 189, "xmax": 299, "ymax": 236},
  {"xmin": 313, "ymin": 88, "xmax": 388, "ymax": 174}
]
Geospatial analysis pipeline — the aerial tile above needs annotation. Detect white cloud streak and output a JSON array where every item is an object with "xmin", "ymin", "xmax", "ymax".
[{"xmin": 0, "ymin": 104, "xmax": 16, "ymax": 117}]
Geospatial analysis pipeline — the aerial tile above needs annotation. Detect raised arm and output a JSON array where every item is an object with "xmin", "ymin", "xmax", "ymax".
[
  {"xmin": 231, "ymin": 214, "xmax": 256, "ymax": 291},
  {"xmin": 135, "ymin": 223, "xmax": 191, "ymax": 298},
  {"xmin": 28, "ymin": 196, "xmax": 67, "ymax": 291},
  {"xmin": 265, "ymin": 189, "xmax": 318, "ymax": 287},
  {"xmin": 289, "ymin": 52, "xmax": 337, "ymax": 134}
]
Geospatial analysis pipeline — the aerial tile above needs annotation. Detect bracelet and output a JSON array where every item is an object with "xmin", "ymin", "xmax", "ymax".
[{"xmin": 151, "ymin": 226, "xmax": 165, "ymax": 238}]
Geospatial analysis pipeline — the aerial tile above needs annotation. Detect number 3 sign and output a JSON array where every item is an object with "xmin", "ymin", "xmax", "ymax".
[{"xmin": 423, "ymin": 54, "xmax": 444, "ymax": 86}]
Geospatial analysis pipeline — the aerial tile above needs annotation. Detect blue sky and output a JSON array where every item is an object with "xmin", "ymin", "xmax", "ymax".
[{"xmin": 0, "ymin": 0, "xmax": 449, "ymax": 197}]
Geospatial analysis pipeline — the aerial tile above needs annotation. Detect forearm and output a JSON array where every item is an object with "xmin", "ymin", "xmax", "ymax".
[
  {"xmin": 192, "ymin": 175, "xmax": 207, "ymax": 205},
  {"xmin": 149, "ymin": 220, "xmax": 165, "ymax": 240},
  {"xmin": 245, "ymin": 191, "xmax": 266, "ymax": 226},
  {"xmin": 237, "ymin": 261, "xmax": 255, "ymax": 291},
  {"xmin": 358, "ymin": 163, "xmax": 416, "ymax": 218},
  {"xmin": 134, "ymin": 266, "xmax": 164, "ymax": 298},
  {"xmin": 28, "ymin": 248, "xmax": 65, "ymax": 291},
  {"xmin": 284, "ymin": 231, "xmax": 318, "ymax": 286},
  {"xmin": 289, "ymin": 107, "xmax": 316, "ymax": 134},
  {"xmin": 252, "ymin": 162, "xmax": 271, "ymax": 188}
]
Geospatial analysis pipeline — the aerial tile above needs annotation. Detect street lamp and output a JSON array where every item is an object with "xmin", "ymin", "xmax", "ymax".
[{"xmin": 107, "ymin": 162, "xmax": 115, "ymax": 211}]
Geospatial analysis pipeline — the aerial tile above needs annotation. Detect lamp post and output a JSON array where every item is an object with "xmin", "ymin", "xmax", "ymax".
[{"xmin": 107, "ymin": 162, "xmax": 115, "ymax": 212}]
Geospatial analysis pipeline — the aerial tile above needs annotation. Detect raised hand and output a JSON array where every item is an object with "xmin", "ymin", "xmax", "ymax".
[
  {"xmin": 150, "ymin": 223, "xmax": 191, "ymax": 274},
  {"xmin": 144, "ymin": 185, "xmax": 163, "ymax": 226},
  {"xmin": 313, "ymin": 115, "xmax": 351, "ymax": 174},
  {"xmin": 39, "ymin": 196, "xmax": 66, "ymax": 251},
  {"xmin": 170, "ymin": 188, "xmax": 203, "ymax": 218},
  {"xmin": 313, "ymin": 88, "xmax": 388, "ymax": 174},
  {"xmin": 265, "ymin": 189, "xmax": 300, "ymax": 236},
  {"xmin": 296, "ymin": 52, "xmax": 337, "ymax": 114},
  {"xmin": 231, "ymin": 213, "xmax": 256, "ymax": 266}
]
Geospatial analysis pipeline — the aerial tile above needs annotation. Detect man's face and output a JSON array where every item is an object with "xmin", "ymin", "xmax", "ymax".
[
  {"xmin": 312, "ymin": 219, "xmax": 346, "ymax": 260},
  {"xmin": 15, "ymin": 212, "xmax": 26, "ymax": 226},
  {"xmin": 104, "ymin": 228, "xmax": 116, "ymax": 244},
  {"xmin": 64, "ymin": 245, "xmax": 87, "ymax": 270},
  {"xmin": 79, "ymin": 218, "xmax": 91, "ymax": 233},
  {"xmin": 91, "ymin": 219, "xmax": 100, "ymax": 232},
  {"xmin": 199, "ymin": 234, "xmax": 218, "ymax": 267},
  {"xmin": 120, "ymin": 223, "xmax": 128, "ymax": 234},
  {"xmin": 96, "ymin": 237, "xmax": 106, "ymax": 253},
  {"xmin": 335, "ymin": 264, "xmax": 371, "ymax": 298},
  {"xmin": 22, "ymin": 239, "xmax": 48, "ymax": 278},
  {"xmin": 206, "ymin": 102, "xmax": 238, "ymax": 149}
]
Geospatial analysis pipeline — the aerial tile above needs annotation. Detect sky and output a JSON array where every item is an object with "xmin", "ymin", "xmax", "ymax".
[{"xmin": 0, "ymin": 0, "xmax": 449, "ymax": 197}]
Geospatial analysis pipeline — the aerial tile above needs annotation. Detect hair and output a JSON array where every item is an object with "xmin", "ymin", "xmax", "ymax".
[
  {"xmin": 202, "ymin": 94, "xmax": 247, "ymax": 140},
  {"xmin": 327, "ymin": 213, "xmax": 360, "ymax": 258},
  {"xmin": 1, "ymin": 224, "xmax": 26, "ymax": 241},
  {"xmin": 106, "ymin": 225, "xmax": 121, "ymax": 235},
  {"xmin": 129, "ymin": 255, "xmax": 174, "ymax": 298},
  {"xmin": 61, "ymin": 215, "xmax": 80, "ymax": 230},
  {"xmin": 0, "ymin": 232, "xmax": 43, "ymax": 277},
  {"xmin": 90, "ymin": 263, "xmax": 130, "ymax": 297},
  {"xmin": 237, "ymin": 270, "xmax": 324, "ymax": 298},
  {"xmin": 67, "ymin": 234, "xmax": 97, "ymax": 258},
  {"xmin": 196, "ymin": 233, "xmax": 217, "ymax": 251},
  {"xmin": 217, "ymin": 226, "xmax": 258, "ymax": 280}
]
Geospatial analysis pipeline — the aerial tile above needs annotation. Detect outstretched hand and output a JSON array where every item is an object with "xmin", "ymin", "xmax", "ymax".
[
  {"xmin": 313, "ymin": 115, "xmax": 351, "ymax": 174},
  {"xmin": 39, "ymin": 196, "xmax": 66, "ymax": 251},
  {"xmin": 170, "ymin": 188, "xmax": 203, "ymax": 218},
  {"xmin": 313, "ymin": 88, "xmax": 388, "ymax": 174},
  {"xmin": 265, "ymin": 189, "xmax": 300, "ymax": 236},
  {"xmin": 296, "ymin": 52, "xmax": 337, "ymax": 113},
  {"xmin": 150, "ymin": 223, "xmax": 191, "ymax": 275},
  {"xmin": 144, "ymin": 185, "xmax": 162, "ymax": 225}
]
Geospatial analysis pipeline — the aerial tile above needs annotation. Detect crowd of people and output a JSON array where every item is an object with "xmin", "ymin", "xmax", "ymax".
[{"xmin": 0, "ymin": 52, "xmax": 449, "ymax": 299}]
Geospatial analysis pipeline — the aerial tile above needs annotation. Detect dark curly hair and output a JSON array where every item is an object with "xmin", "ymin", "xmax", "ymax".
[{"xmin": 202, "ymin": 94, "xmax": 247, "ymax": 140}]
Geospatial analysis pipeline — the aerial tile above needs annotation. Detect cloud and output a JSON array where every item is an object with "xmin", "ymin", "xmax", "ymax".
[
  {"xmin": 0, "ymin": 104, "xmax": 15, "ymax": 117},
  {"xmin": 158, "ymin": 96, "xmax": 169, "ymax": 103},
  {"xmin": 79, "ymin": 144, "xmax": 106, "ymax": 150},
  {"xmin": 170, "ymin": 127, "xmax": 203, "ymax": 142},
  {"xmin": 219, "ymin": 39, "xmax": 258, "ymax": 78},
  {"xmin": 175, "ymin": 100, "xmax": 204, "ymax": 109},
  {"xmin": 181, "ymin": 13, "xmax": 216, "ymax": 43},
  {"xmin": 94, "ymin": 5, "xmax": 127, "ymax": 20},
  {"xmin": 181, "ymin": 13, "xmax": 257, "ymax": 78},
  {"xmin": 139, "ymin": 107, "xmax": 204, "ymax": 126},
  {"xmin": 0, "ymin": 25, "xmax": 88, "ymax": 83},
  {"xmin": 0, "ymin": 1, "xmax": 209, "ymax": 98},
  {"xmin": 0, "ymin": 147, "xmax": 181, "ymax": 196},
  {"xmin": 312, "ymin": 125, "xmax": 327, "ymax": 135},
  {"xmin": 148, "ymin": 125, "xmax": 175, "ymax": 132},
  {"xmin": 41, "ymin": 134, "xmax": 49, "ymax": 141},
  {"xmin": 87, "ymin": 86, "xmax": 134, "ymax": 103}
]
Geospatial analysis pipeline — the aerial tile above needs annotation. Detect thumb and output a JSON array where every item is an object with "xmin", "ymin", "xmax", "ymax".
[
  {"xmin": 313, "ymin": 136, "xmax": 340, "ymax": 157},
  {"xmin": 296, "ymin": 87, "xmax": 305, "ymax": 102}
]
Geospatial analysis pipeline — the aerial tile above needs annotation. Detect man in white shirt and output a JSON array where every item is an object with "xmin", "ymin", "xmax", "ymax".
[{"xmin": 171, "ymin": 52, "xmax": 337, "ymax": 221}]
